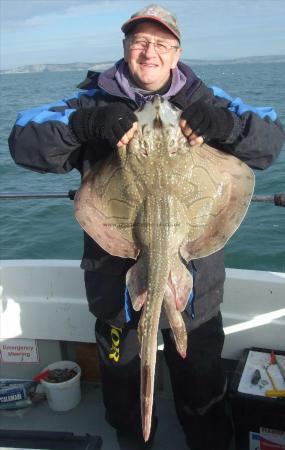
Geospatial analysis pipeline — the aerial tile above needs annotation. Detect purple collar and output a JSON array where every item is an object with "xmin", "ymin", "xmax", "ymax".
[{"xmin": 113, "ymin": 60, "xmax": 187, "ymax": 106}]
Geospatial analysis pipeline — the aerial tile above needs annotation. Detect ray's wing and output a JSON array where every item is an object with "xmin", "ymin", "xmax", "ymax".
[
  {"xmin": 74, "ymin": 152, "xmax": 143, "ymax": 259},
  {"xmin": 179, "ymin": 144, "xmax": 255, "ymax": 261}
]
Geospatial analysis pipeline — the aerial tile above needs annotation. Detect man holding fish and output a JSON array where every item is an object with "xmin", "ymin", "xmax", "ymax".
[{"xmin": 9, "ymin": 4, "xmax": 285, "ymax": 450}]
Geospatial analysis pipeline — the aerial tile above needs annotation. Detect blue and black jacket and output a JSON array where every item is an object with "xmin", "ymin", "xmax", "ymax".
[{"xmin": 8, "ymin": 60, "xmax": 285, "ymax": 329}]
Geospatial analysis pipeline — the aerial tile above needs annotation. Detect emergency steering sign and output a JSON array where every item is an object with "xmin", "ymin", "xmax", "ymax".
[{"xmin": 0, "ymin": 338, "xmax": 39, "ymax": 363}]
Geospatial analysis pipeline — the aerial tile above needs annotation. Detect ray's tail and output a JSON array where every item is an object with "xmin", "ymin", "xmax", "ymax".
[
  {"xmin": 127, "ymin": 194, "xmax": 190, "ymax": 441},
  {"xmin": 135, "ymin": 196, "xmax": 174, "ymax": 441},
  {"xmin": 139, "ymin": 243, "xmax": 170, "ymax": 441}
]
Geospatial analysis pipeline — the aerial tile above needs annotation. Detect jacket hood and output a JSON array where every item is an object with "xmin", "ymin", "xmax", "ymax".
[{"xmin": 77, "ymin": 59, "xmax": 200, "ymax": 107}]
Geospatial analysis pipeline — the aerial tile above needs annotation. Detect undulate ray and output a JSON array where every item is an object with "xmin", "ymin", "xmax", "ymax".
[{"xmin": 74, "ymin": 95, "xmax": 255, "ymax": 441}]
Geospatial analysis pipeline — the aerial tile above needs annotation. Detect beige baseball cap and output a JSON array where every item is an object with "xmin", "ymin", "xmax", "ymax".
[{"xmin": 121, "ymin": 4, "xmax": 181, "ymax": 42}]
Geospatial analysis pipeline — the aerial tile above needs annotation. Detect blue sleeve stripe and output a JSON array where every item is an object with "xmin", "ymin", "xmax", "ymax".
[
  {"xmin": 16, "ymin": 100, "xmax": 74, "ymax": 126},
  {"xmin": 16, "ymin": 89, "xmax": 99, "ymax": 127},
  {"xmin": 124, "ymin": 287, "xmax": 132, "ymax": 322},
  {"xmin": 211, "ymin": 86, "xmax": 277, "ymax": 121},
  {"xmin": 186, "ymin": 261, "xmax": 196, "ymax": 319},
  {"xmin": 16, "ymin": 107, "xmax": 76, "ymax": 126}
]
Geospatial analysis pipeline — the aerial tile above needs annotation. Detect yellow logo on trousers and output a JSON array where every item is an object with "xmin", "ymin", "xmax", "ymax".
[{"xmin": 108, "ymin": 326, "xmax": 122, "ymax": 362}]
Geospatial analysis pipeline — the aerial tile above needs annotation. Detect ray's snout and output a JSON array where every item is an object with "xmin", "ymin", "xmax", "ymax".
[
  {"xmin": 153, "ymin": 95, "xmax": 164, "ymax": 129},
  {"xmin": 152, "ymin": 94, "xmax": 164, "ymax": 106},
  {"xmin": 153, "ymin": 116, "xmax": 163, "ymax": 129}
]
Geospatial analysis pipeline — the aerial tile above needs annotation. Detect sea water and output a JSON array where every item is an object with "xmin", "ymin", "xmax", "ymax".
[{"xmin": 0, "ymin": 62, "xmax": 284, "ymax": 271}]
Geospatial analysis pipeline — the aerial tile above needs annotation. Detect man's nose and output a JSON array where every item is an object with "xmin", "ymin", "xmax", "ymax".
[{"xmin": 144, "ymin": 41, "xmax": 157, "ymax": 56}]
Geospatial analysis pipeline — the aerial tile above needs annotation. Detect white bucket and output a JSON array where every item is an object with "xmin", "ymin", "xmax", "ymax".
[{"xmin": 41, "ymin": 360, "xmax": 81, "ymax": 412}]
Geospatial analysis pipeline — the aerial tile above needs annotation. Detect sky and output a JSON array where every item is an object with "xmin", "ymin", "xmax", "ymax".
[{"xmin": 1, "ymin": 0, "xmax": 285, "ymax": 70}]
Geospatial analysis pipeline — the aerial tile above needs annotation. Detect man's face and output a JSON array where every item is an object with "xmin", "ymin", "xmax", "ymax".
[{"xmin": 123, "ymin": 22, "xmax": 181, "ymax": 91}]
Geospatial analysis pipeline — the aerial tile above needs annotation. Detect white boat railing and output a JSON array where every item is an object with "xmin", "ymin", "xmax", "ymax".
[{"xmin": 1, "ymin": 260, "xmax": 285, "ymax": 360}]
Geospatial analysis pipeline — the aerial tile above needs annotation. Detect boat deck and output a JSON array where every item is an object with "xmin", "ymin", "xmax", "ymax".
[
  {"xmin": 0, "ymin": 381, "xmax": 189, "ymax": 450},
  {"xmin": 0, "ymin": 357, "xmax": 240, "ymax": 450}
]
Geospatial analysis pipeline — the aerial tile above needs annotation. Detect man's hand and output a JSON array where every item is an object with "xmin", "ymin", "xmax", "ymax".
[
  {"xmin": 70, "ymin": 103, "xmax": 138, "ymax": 148},
  {"xmin": 179, "ymin": 100, "xmax": 234, "ymax": 146},
  {"xmin": 116, "ymin": 121, "xmax": 138, "ymax": 148},
  {"xmin": 179, "ymin": 117, "xmax": 204, "ymax": 146}
]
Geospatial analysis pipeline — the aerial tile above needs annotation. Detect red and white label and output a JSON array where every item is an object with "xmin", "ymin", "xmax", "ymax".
[{"xmin": 0, "ymin": 338, "xmax": 39, "ymax": 363}]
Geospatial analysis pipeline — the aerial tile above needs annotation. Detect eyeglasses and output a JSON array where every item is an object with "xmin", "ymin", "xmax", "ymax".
[{"xmin": 128, "ymin": 38, "xmax": 180, "ymax": 54}]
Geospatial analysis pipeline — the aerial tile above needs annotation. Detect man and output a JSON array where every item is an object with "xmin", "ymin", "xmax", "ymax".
[{"xmin": 9, "ymin": 4, "xmax": 285, "ymax": 450}]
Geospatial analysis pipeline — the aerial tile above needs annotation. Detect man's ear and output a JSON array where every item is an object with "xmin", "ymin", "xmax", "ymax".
[
  {"xmin": 123, "ymin": 38, "xmax": 129, "ymax": 62},
  {"xmin": 171, "ymin": 47, "xmax": 182, "ymax": 69}
]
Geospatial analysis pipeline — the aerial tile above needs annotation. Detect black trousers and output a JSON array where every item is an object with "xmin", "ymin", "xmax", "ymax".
[{"xmin": 95, "ymin": 313, "xmax": 233, "ymax": 450}]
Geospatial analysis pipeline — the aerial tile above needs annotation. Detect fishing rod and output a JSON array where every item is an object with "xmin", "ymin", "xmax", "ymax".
[{"xmin": 0, "ymin": 191, "xmax": 285, "ymax": 206}]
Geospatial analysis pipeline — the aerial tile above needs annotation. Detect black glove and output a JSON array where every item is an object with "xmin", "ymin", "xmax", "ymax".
[
  {"xmin": 70, "ymin": 103, "xmax": 137, "ymax": 147},
  {"xmin": 181, "ymin": 100, "xmax": 234, "ymax": 142}
]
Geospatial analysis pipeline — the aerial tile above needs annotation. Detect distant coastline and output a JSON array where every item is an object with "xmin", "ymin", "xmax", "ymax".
[{"xmin": 1, "ymin": 55, "xmax": 285, "ymax": 74}]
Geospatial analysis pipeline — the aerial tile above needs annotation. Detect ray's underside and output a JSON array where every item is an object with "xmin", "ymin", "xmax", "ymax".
[{"xmin": 74, "ymin": 96, "xmax": 254, "ymax": 441}]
